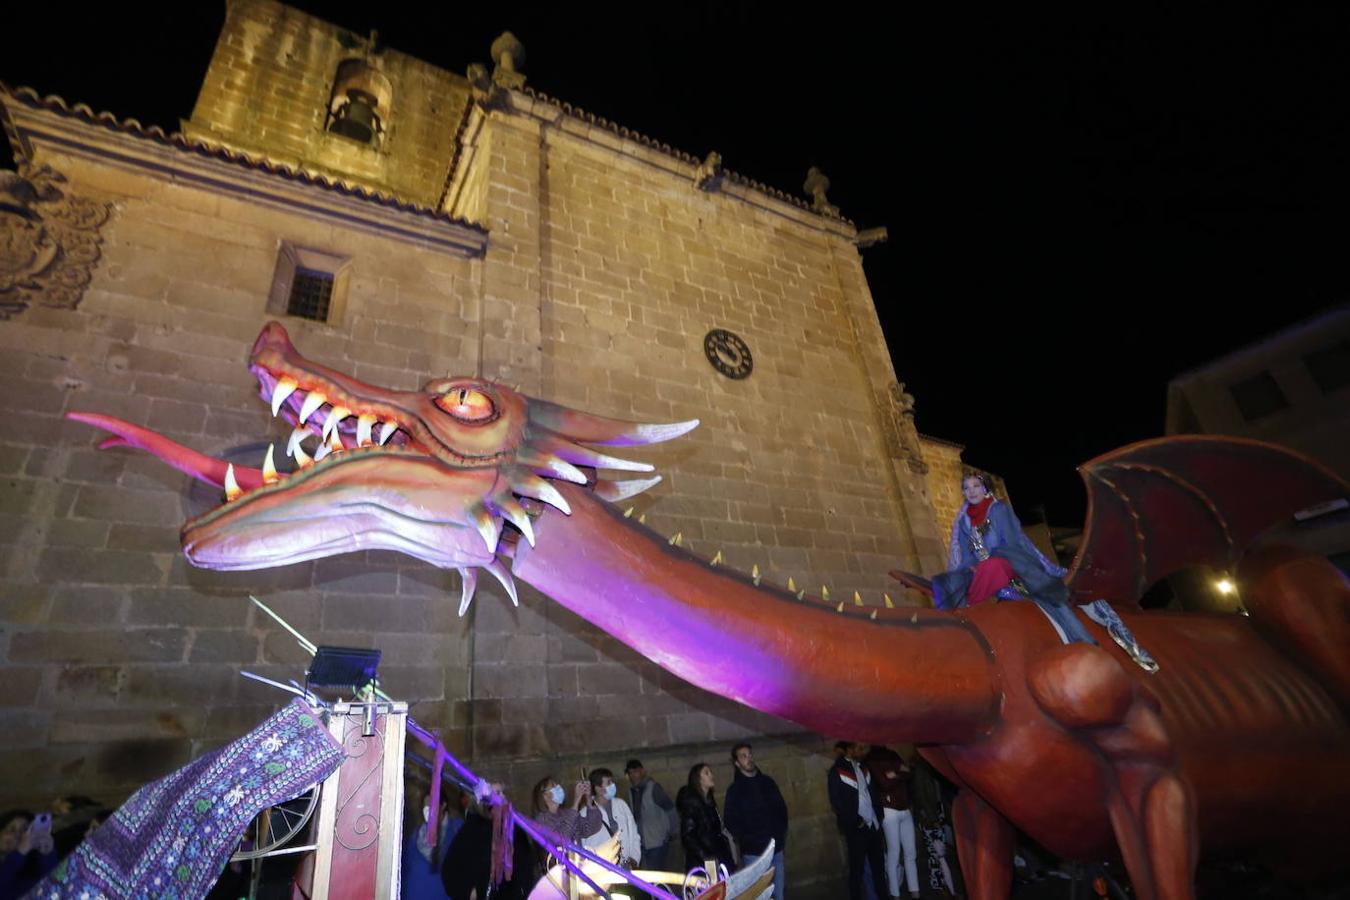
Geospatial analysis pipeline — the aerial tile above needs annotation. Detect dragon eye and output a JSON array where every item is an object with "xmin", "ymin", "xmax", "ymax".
[{"xmin": 435, "ymin": 387, "xmax": 496, "ymax": 422}]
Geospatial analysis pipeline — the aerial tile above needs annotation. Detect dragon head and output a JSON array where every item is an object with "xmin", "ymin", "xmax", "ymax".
[{"xmin": 68, "ymin": 321, "xmax": 697, "ymax": 612}]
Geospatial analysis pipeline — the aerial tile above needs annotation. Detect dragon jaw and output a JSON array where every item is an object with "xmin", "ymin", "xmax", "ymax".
[{"xmin": 68, "ymin": 321, "xmax": 697, "ymax": 613}]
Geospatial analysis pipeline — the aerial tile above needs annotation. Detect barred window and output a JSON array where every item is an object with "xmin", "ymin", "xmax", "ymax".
[
  {"xmin": 267, "ymin": 243, "xmax": 350, "ymax": 325},
  {"xmin": 287, "ymin": 268, "xmax": 335, "ymax": 322}
]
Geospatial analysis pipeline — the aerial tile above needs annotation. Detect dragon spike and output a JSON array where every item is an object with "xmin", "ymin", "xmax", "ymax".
[
  {"xmin": 623, "ymin": 507, "xmax": 635, "ymax": 518},
  {"xmin": 854, "ymin": 591, "xmax": 864, "ymax": 607},
  {"xmin": 884, "ymin": 593, "xmax": 895, "ymax": 609},
  {"xmin": 822, "ymin": 585, "xmax": 831, "ymax": 601},
  {"xmin": 457, "ymin": 567, "xmax": 479, "ymax": 617},
  {"xmin": 536, "ymin": 435, "xmax": 655, "ymax": 473},
  {"xmin": 483, "ymin": 557, "xmax": 519, "ymax": 607},
  {"xmin": 669, "ymin": 532, "xmax": 683, "ymax": 546},
  {"xmin": 752, "ymin": 564, "xmax": 761, "ymax": 586},
  {"xmin": 870, "ymin": 610, "xmax": 878, "ymax": 621},
  {"xmin": 494, "ymin": 496, "xmax": 535, "ymax": 548},
  {"xmin": 796, "ymin": 589, "xmax": 806, "ymax": 600},
  {"xmin": 638, "ymin": 514, "xmax": 646, "ymax": 524},
  {"xmin": 787, "ymin": 576, "xmax": 797, "ymax": 592},
  {"xmin": 594, "ymin": 475, "xmax": 663, "ymax": 502},
  {"xmin": 508, "ymin": 472, "xmax": 572, "ymax": 515},
  {"xmin": 528, "ymin": 399, "xmax": 700, "ymax": 447},
  {"xmin": 469, "ymin": 506, "xmax": 501, "ymax": 554},
  {"xmin": 835, "ymin": 601, "xmax": 845, "ymax": 613},
  {"xmin": 711, "ymin": 550, "xmax": 723, "ymax": 566},
  {"xmin": 516, "ymin": 447, "xmax": 588, "ymax": 484}
]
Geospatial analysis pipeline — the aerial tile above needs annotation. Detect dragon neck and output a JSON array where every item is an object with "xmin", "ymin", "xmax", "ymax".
[{"xmin": 511, "ymin": 483, "xmax": 1000, "ymax": 745}]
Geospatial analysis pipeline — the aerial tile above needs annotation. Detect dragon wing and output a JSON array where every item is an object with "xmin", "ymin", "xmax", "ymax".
[{"xmin": 1065, "ymin": 435, "xmax": 1350, "ymax": 606}]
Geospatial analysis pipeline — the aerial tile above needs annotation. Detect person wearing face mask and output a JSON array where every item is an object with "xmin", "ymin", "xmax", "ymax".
[
  {"xmin": 531, "ymin": 776, "xmax": 589, "ymax": 846},
  {"xmin": 578, "ymin": 768, "xmax": 641, "ymax": 868}
]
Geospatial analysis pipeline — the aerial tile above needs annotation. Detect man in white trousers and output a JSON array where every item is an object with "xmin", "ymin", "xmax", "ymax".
[{"xmin": 865, "ymin": 746, "xmax": 919, "ymax": 899}]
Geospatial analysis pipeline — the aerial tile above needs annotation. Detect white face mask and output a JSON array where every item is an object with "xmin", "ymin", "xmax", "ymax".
[
  {"xmin": 548, "ymin": 785, "xmax": 566, "ymax": 805},
  {"xmin": 604, "ymin": 783, "xmax": 617, "ymax": 800}
]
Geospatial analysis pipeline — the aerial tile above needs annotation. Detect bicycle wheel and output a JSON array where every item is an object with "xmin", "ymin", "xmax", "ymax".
[{"xmin": 230, "ymin": 784, "xmax": 321, "ymax": 861}]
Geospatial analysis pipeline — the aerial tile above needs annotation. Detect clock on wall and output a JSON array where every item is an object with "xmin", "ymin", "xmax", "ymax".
[{"xmin": 704, "ymin": 329, "xmax": 753, "ymax": 380}]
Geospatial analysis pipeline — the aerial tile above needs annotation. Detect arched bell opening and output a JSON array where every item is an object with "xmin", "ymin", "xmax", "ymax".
[{"xmin": 325, "ymin": 59, "xmax": 392, "ymax": 147}]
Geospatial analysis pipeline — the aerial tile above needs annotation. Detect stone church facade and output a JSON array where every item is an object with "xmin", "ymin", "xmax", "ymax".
[{"xmin": 1, "ymin": 1, "xmax": 986, "ymax": 893}]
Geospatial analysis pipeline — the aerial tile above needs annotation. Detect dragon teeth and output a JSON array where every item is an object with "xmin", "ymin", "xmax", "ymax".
[
  {"xmin": 321, "ymin": 406, "xmax": 350, "ymax": 441},
  {"xmin": 271, "ymin": 378, "xmax": 298, "ymax": 416},
  {"xmin": 314, "ymin": 444, "xmax": 331, "ymax": 462},
  {"xmin": 356, "ymin": 414, "xmax": 375, "ymax": 447},
  {"xmin": 224, "ymin": 463, "xmax": 242, "ymax": 501},
  {"xmin": 378, "ymin": 420, "xmax": 397, "ymax": 445},
  {"xmin": 286, "ymin": 427, "xmax": 308, "ymax": 458},
  {"xmin": 262, "ymin": 444, "xmax": 279, "ymax": 484},
  {"xmin": 298, "ymin": 392, "xmax": 326, "ymax": 424},
  {"xmin": 293, "ymin": 440, "xmax": 313, "ymax": 468}
]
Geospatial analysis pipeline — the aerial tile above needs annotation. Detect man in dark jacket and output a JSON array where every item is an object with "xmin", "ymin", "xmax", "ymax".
[
  {"xmin": 626, "ymin": 758, "xmax": 678, "ymax": 872},
  {"xmin": 723, "ymin": 743, "xmax": 788, "ymax": 899},
  {"xmin": 828, "ymin": 742, "xmax": 890, "ymax": 900}
]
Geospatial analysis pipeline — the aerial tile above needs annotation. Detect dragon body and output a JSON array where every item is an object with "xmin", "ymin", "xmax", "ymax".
[{"xmin": 69, "ymin": 323, "xmax": 1350, "ymax": 900}]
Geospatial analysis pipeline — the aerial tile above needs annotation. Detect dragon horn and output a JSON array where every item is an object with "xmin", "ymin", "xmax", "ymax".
[{"xmin": 528, "ymin": 399, "xmax": 698, "ymax": 447}]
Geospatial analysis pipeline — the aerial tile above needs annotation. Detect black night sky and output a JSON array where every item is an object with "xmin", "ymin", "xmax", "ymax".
[{"xmin": 5, "ymin": 4, "xmax": 1346, "ymax": 527}]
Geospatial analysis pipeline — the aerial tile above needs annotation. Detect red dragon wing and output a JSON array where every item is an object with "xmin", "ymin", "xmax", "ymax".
[{"xmin": 1064, "ymin": 435, "xmax": 1350, "ymax": 606}]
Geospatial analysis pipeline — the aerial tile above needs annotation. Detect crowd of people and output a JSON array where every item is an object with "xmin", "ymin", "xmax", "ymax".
[
  {"xmin": 400, "ymin": 739, "xmax": 935, "ymax": 900},
  {"xmin": 0, "ymin": 797, "xmax": 113, "ymax": 900},
  {"xmin": 399, "ymin": 743, "xmax": 796, "ymax": 900}
]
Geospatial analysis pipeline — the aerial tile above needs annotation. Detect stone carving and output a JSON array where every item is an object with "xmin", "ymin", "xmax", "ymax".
[
  {"xmin": 490, "ymin": 32, "xmax": 527, "ymax": 90},
  {"xmin": 694, "ymin": 151, "xmax": 724, "ymax": 192},
  {"xmin": 882, "ymin": 380, "xmax": 928, "ymax": 474},
  {"xmin": 1, "ymin": 163, "xmax": 110, "ymax": 319},
  {"xmin": 803, "ymin": 166, "xmax": 840, "ymax": 218}
]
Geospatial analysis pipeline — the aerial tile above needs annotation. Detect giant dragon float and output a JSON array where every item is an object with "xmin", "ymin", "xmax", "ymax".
[{"xmin": 69, "ymin": 322, "xmax": 1350, "ymax": 900}]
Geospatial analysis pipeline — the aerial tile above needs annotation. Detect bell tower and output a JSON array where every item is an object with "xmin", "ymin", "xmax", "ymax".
[{"xmin": 181, "ymin": 0, "xmax": 471, "ymax": 208}]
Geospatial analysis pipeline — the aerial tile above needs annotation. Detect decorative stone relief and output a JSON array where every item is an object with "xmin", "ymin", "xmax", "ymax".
[
  {"xmin": 0, "ymin": 163, "xmax": 110, "ymax": 318},
  {"xmin": 881, "ymin": 380, "xmax": 929, "ymax": 475}
]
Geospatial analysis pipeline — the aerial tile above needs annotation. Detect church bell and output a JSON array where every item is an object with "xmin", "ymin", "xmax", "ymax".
[{"xmin": 329, "ymin": 88, "xmax": 381, "ymax": 144}]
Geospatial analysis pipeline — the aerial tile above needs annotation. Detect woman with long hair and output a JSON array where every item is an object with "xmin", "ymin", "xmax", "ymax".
[
  {"xmin": 674, "ymin": 763, "xmax": 735, "ymax": 872},
  {"xmin": 531, "ymin": 775, "xmax": 589, "ymax": 843}
]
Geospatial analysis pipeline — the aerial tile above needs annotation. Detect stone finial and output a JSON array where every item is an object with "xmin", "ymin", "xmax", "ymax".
[
  {"xmin": 803, "ymin": 166, "xmax": 840, "ymax": 217},
  {"xmin": 694, "ymin": 151, "xmax": 724, "ymax": 192},
  {"xmin": 490, "ymin": 32, "xmax": 527, "ymax": 89}
]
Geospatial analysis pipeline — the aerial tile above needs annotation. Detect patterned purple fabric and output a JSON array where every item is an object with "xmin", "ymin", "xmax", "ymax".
[{"xmin": 28, "ymin": 699, "xmax": 345, "ymax": 899}]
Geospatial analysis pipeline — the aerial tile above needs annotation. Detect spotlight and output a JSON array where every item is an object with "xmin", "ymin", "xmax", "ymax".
[{"xmin": 1215, "ymin": 578, "xmax": 1236, "ymax": 595}]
